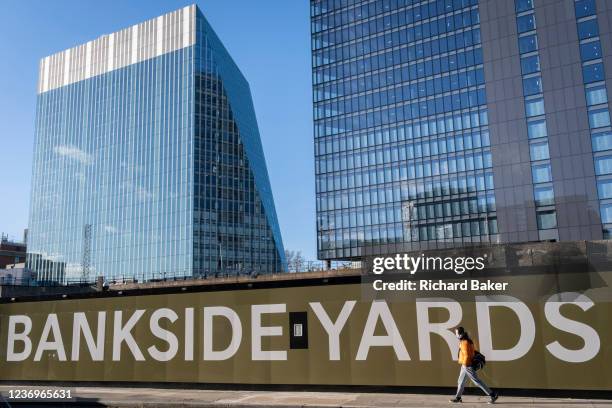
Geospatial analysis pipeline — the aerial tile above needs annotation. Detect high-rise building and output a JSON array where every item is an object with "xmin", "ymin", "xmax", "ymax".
[
  {"xmin": 28, "ymin": 5, "xmax": 286, "ymax": 282},
  {"xmin": 311, "ymin": 0, "xmax": 612, "ymax": 260}
]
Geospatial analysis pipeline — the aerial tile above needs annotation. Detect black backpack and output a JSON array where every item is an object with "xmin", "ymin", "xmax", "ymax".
[{"xmin": 471, "ymin": 350, "xmax": 486, "ymax": 371}]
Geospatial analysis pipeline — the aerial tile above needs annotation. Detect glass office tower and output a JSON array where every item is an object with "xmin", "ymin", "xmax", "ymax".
[
  {"xmin": 28, "ymin": 5, "xmax": 285, "ymax": 282},
  {"xmin": 311, "ymin": 0, "xmax": 612, "ymax": 261}
]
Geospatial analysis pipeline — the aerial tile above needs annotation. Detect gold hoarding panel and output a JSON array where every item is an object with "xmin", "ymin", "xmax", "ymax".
[{"xmin": 0, "ymin": 274, "xmax": 610, "ymax": 390}]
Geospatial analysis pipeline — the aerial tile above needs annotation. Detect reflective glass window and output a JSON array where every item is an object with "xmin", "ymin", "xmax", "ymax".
[
  {"xmin": 537, "ymin": 211, "xmax": 557, "ymax": 229},
  {"xmin": 597, "ymin": 179, "xmax": 612, "ymax": 199},
  {"xmin": 528, "ymin": 120, "xmax": 547, "ymax": 139},
  {"xmin": 592, "ymin": 131, "xmax": 612, "ymax": 152},
  {"xmin": 532, "ymin": 163, "xmax": 552, "ymax": 183},
  {"xmin": 530, "ymin": 142, "xmax": 550, "ymax": 161},
  {"xmin": 575, "ymin": 0, "xmax": 597, "ymax": 19},
  {"xmin": 518, "ymin": 34, "xmax": 538, "ymax": 54},
  {"xmin": 583, "ymin": 63, "xmax": 605, "ymax": 84},
  {"xmin": 601, "ymin": 203, "xmax": 612, "ymax": 223},
  {"xmin": 523, "ymin": 76, "xmax": 542, "ymax": 96},
  {"xmin": 589, "ymin": 109, "xmax": 611, "ymax": 128},
  {"xmin": 534, "ymin": 186, "xmax": 555, "ymax": 206},
  {"xmin": 580, "ymin": 41, "xmax": 603, "ymax": 61},
  {"xmin": 586, "ymin": 85, "xmax": 608, "ymax": 106},
  {"xmin": 525, "ymin": 98, "xmax": 545, "ymax": 117},
  {"xmin": 517, "ymin": 14, "xmax": 536, "ymax": 33},
  {"xmin": 578, "ymin": 19, "xmax": 599, "ymax": 40},
  {"xmin": 489, "ymin": 219, "xmax": 498, "ymax": 234},
  {"xmin": 515, "ymin": 0, "xmax": 534, "ymax": 12},
  {"xmin": 521, "ymin": 55, "xmax": 540, "ymax": 74},
  {"xmin": 595, "ymin": 155, "xmax": 612, "ymax": 175}
]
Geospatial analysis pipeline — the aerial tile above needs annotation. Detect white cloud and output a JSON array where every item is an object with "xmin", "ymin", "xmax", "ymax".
[
  {"xmin": 104, "ymin": 225, "xmax": 118, "ymax": 233},
  {"xmin": 53, "ymin": 144, "xmax": 93, "ymax": 165}
]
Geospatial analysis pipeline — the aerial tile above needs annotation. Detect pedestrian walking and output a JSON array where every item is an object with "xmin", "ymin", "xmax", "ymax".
[{"xmin": 450, "ymin": 327, "xmax": 498, "ymax": 404}]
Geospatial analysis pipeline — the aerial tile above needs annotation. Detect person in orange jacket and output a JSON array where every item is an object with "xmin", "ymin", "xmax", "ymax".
[{"xmin": 450, "ymin": 327, "xmax": 498, "ymax": 404}]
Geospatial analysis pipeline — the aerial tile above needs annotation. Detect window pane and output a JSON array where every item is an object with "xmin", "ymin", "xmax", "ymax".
[
  {"xmin": 528, "ymin": 120, "xmax": 547, "ymax": 139},
  {"xmin": 537, "ymin": 211, "xmax": 557, "ymax": 229},
  {"xmin": 521, "ymin": 55, "xmax": 540, "ymax": 74},
  {"xmin": 592, "ymin": 131, "xmax": 612, "ymax": 151},
  {"xmin": 595, "ymin": 156, "xmax": 612, "ymax": 175},
  {"xmin": 575, "ymin": 0, "xmax": 597, "ymax": 19},
  {"xmin": 578, "ymin": 19, "xmax": 599, "ymax": 40},
  {"xmin": 583, "ymin": 63, "xmax": 605, "ymax": 84},
  {"xmin": 532, "ymin": 164, "xmax": 552, "ymax": 183},
  {"xmin": 601, "ymin": 204, "xmax": 612, "ymax": 223},
  {"xmin": 523, "ymin": 76, "xmax": 543, "ymax": 96},
  {"xmin": 598, "ymin": 180, "xmax": 612, "ymax": 199},
  {"xmin": 589, "ymin": 109, "xmax": 611, "ymax": 128},
  {"xmin": 586, "ymin": 86, "xmax": 608, "ymax": 106},
  {"xmin": 489, "ymin": 219, "xmax": 498, "ymax": 234},
  {"xmin": 515, "ymin": 0, "xmax": 534, "ymax": 12},
  {"xmin": 534, "ymin": 186, "xmax": 555, "ymax": 206},
  {"xmin": 518, "ymin": 34, "xmax": 538, "ymax": 54},
  {"xmin": 517, "ymin": 14, "xmax": 536, "ymax": 33},
  {"xmin": 580, "ymin": 41, "xmax": 603, "ymax": 61},
  {"xmin": 530, "ymin": 142, "xmax": 550, "ymax": 161},
  {"xmin": 525, "ymin": 98, "xmax": 545, "ymax": 117}
]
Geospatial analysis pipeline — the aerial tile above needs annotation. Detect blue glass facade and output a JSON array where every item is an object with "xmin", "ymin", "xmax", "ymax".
[
  {"xmin": 28, "ymin": 6, "xmax": 285, "ymax": 282},
  {"xmin": 312, "ymin": 0, "xmax": 612, "ymax": 259},
  {"xmin": 192, "ymin": 10, "xmax": 286, "ymax": 276},
  {"xmin": 312, "ymin": 0, "xmax": 497, "ymax": 259},
  {"xmin": 513, "ymin": 0, "xmax": 558, "ymax": 239},
  {"xmin": 571, "ymin": 0, "xmax": 612, "ymax": 237}
]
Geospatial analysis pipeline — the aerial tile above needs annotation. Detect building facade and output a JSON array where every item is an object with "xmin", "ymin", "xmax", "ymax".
[
  {"xmin": 311, "ymin": 0, "xmax": 612, "ymax": 260},
  {"xmin": 28, "ymin": 5, "xmax": 285, "ymax": 282},
  {"xmin": 0, "ymin": 234, "xmax": 26, "ymax": 269}
]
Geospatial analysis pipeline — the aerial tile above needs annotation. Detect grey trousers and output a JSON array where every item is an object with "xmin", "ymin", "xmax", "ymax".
[{"xmin": 455, "ymin": 365, "xmax": 492, "ymax": 398}]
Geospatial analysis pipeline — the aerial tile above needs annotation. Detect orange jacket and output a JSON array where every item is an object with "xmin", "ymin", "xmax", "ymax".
[{"xmin": 458, "ymin": 339, "xmax": 475, "ymax": 365}]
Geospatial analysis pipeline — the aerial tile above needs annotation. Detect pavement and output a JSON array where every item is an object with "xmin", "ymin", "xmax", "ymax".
[{"xmin": 0, "ymin": 385, "xmax": 610, "ymax": 407}]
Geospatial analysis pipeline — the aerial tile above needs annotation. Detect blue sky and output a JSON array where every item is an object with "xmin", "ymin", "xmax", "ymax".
[{"xmin": 0, "ymin": 0, "xmax": 317, "ymax": 260}]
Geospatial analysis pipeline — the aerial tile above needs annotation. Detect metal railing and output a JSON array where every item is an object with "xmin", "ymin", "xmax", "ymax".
[
  {"xmin": 0, "ymin": 261, "xmax": 362, "ymax": 288},
  {"xmin": 286, "ymin": 260, "xmax": 355, "ymax": 273}
]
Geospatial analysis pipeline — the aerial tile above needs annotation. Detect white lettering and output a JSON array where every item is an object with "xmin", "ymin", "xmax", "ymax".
[
  {"xmin": 476, "ymin": 295, "xmax": 535, "ymax": 361},
  {"xmin": 147, "ymin": 308, "xmax": 179, "ymax": 361},
  {"xmin": 203, "ymin": 306, "xmax": 242, "ymax": 361},
  {"xmin": 72, "ymin": 312, "xmax": 106, "ymax": 361},
  {"xmin": 34, "ymin": 314, "xmax": 66, "ymax": 361},
  {"xmin": 185, "ymin": 307, "xmax": 194, "ymax": 361},
  {"xmin": 112, "ymin": 310, "xmax": 145, "ymax": 361},
  {"xmin": 356, "ymin": 300, "xmax": 410, "ymax": 360},
  {"xmin": 7, "ymin": 315, "xmax": 32, "ymax": 362},
  {"xmin": 416, "ymin": 298, "xmax": 462, "ymax": 361},
  {"xmin": 310, "ymin": 301, "xmax": 356, "ymax": 360},
  {"xmin": 251, "ymin": 304, "xmax": 286, "ymax": 361},
  {"xmin": 545, "ymin": 292, "xmax": 600, "ymax": 362}
]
